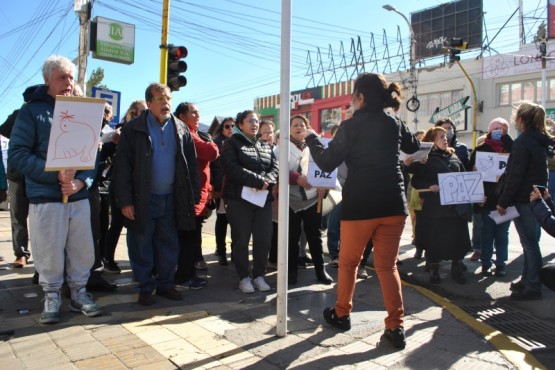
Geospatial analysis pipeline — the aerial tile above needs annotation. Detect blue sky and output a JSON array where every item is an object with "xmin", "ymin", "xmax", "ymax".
[{"xmin": 0, "ymin": 0, "xmax": 544, "ymax": 126}]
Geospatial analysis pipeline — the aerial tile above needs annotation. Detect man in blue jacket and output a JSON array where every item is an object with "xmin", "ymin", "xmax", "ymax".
[{"xmin": 8, "ymin": 55, "xmax": 101, "ymax": 324}]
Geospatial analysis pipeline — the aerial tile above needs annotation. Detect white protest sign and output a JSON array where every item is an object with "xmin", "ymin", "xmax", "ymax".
[
  {"xmin": 438, "ymin": 171, "xmax": 484, "ymax": 205},
  {"xmin": 474, "ymin": 152, "xmax": 509, "ymax": 182},
  {"xmin": 45, "ymin": 96, "xmax": 105, "ymax": 171},
  {"xmin": 307, "ymin": 138, "xmax": 337, "ymax": 188},
  {"xmin": 400, "ymin": 142, "xmax": 433, "ymax": 162}
]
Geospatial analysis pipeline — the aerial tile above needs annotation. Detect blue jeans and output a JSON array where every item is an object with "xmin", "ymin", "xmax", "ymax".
[
  {"xmin": 127, "ymin": 193, "xmax": 179, "ymax": 293},
  {"xmin": 471, "ymin": 212, "xmax": 483, "ymax": 252},
  {"xmin": 326, "ymin": 201, "xmax": 342, "ymax": 260},
  {"xmin": 549, "ymin": 171, "xmax": 555, "ymax": 196},
  {"xmin": 513, "ymin": 202, "xmax": 543, "ymax": 292},
  {"xmin": 479, "ymin": 210, "xmax": 510, "ymax": 269}
]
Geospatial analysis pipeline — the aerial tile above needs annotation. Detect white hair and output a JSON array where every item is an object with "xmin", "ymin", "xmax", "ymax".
[{"xmin": 42, "ymin": 55, "xmax": 75, "ymax": 80}]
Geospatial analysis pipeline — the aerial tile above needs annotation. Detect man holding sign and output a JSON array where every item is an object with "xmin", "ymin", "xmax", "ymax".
[{"xmin": 8, "ymin": 55, "xmax": 101, "ymax": 324}]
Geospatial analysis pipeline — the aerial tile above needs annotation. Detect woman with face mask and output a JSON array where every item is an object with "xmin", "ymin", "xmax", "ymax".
[{"xmin": 468, "ymin": 118, "xmax": 513, "ymax": 278}]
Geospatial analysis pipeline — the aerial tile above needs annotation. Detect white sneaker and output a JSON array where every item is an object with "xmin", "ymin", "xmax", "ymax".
[
  {"xmin": 253, "ymin": 276, "xmax": 271, "ymax": 291},
  {"xmin": 69, "ymin": 287, "xmax": 102, "ymax": 317},
  {"xmin": 329, "ymin": 258, "xmax": 339, "ymax": 268},
  {"xmin": 238, "ymin": 277, "xmax": 255, "ymax": 293},
  {"xmin": 358, "ymin": 267, "xmax": 369, "ymax": 279},
  {"xmin": 40, "ymin": 291, "xmax": 61, "ymax": 324}
]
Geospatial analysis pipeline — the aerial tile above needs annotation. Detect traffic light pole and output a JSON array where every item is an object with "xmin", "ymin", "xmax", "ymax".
[
  {"xmin": 456, "ymin": 60, "xmax": 478, "ymax": 148},
  {"xmin": 160, "ymin": 0, "xmax": 170, "ymax": 84}
]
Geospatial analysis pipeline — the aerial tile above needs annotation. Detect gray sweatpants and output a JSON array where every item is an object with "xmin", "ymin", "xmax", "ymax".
[{"xmin": 29, "ymin": 199, "xmax": 95, "ymax": 292}]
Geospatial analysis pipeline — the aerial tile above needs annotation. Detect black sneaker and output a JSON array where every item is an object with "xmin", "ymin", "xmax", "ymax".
[
  {"xmin": 103, "ymin": 260, "xmax": 121, "ymax": 274},
  {"xmin": 323, "ymin": 307, "xmax": 351, "ymax": 331},
  {"xmin": 384, "ymin": 327, "xmax": 406, "ymax": 349},
  {"xmin": 494, "ymin": 265, "xmax": 506, "ymax": 277},
  {"xmin": 87, "ymin": 278, "xmax": 118, "ymax": 292}
]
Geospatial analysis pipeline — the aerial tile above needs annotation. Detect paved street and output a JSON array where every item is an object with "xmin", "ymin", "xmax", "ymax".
[{"xmin": 0, "ymin": 209, "xmax": 553, "ymax": 369}]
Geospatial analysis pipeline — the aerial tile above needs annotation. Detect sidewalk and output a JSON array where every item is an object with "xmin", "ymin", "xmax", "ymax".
[{"xmin": 0, "ymin": 210, "xmax": 546, "ymax": 369}]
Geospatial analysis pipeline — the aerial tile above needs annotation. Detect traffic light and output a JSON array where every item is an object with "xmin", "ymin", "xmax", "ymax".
[
  {"xmin": 448, "ymin": 38, "xmax": 467, "ymax": 63},
  {"xmin": 167, "ymin": 45, "xmax": 187, "ymax": 91}
]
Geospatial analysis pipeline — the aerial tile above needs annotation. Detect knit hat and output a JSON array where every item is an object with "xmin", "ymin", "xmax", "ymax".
[{"xmin": 488, "ymin": 117, "xmax": 509, "ymax": 132}]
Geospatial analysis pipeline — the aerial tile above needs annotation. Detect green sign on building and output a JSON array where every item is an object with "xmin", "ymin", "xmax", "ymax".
[{"xmin": 92, "ymin": 17, "xmax": 135, "ymax": 65}]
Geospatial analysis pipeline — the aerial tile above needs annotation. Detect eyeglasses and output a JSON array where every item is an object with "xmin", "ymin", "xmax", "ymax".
[
  {"xmin": 224, "ymin": 124, "xmax": 234, "ymax": 129},
  {"xmin": 104, "ymin": 109, "xmax": 112, "ymax": 114},
  {"xmin": 151, "ymin": 95, "xmax": 171, "ymax": 103},
  {"xmin": 248, "ymin": 118, "xmax": 259, "ymax": 124}
]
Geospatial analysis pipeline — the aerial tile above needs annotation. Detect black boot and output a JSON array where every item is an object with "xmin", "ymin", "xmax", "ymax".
[
  {"xmin": 315, "ymin": 268, "xmax": 333, "ymax": 285},
  {"xmin": 451, "ymin": 260, "xmax": 467, "ymax": 284},
  {"xmin": 430, "ymin": 263, "xmax": 440, "ymax": 284},
  {"xmin": 414, "ymin": 248, "xmax": 423, "ymax": 259}
]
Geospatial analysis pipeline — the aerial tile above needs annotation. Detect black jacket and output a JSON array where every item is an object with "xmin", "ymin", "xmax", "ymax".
[
  {"xmin": 531, "ymin": 196, "xmax": 555, "ymax": 237},
  {"xmin": 305, "ymin": 107, "xmax": 420, "ymax": 220},
  {"xmin": 221, "ymin": 131, "xmax": 278, "ymax": 203},
  {"xmin": 497, "ymin": 130, "xmax": 550, "ymax": 208},
  {"xmin": 112, "ymin": 111, "xmax": 200, "ymax": 232},
  {"xmin": 410, "ymin": 148, "xmax": 465, "ymax": 218},
  {"xmin": 210, "ymin": 134, "xmax": 226, "ymax": 194}
]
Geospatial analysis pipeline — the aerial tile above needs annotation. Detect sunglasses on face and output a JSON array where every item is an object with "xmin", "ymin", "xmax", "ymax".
[{"xmin": 224, "ymin": 124, "xmax": 235, "ymax": 129}]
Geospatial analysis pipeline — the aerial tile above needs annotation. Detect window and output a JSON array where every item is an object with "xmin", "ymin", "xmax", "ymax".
[{"xmin": 497, "ymin": 78, "xmax": 555, "ymax": 106}]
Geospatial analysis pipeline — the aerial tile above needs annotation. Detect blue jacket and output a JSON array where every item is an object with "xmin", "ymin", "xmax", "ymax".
[{"xmin": 8, "ymin": 85, "xmax": 94, "ymax": 203}]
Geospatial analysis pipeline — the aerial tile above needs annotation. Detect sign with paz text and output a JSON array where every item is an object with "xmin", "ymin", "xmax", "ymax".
[
  {"xmin": 474, "ymin": 152, "xmax": 509, "ymax": 182},
  {"xmin": 307, "ymin": 138, "xmax": 337, "ymax": 188},
  {"xmin": 438, "ymin": 172, "xmax": 484, "ymax": 205},
  {"xmin": 45, "ymin": 96, "xmax": 105, "ymax": 171}
]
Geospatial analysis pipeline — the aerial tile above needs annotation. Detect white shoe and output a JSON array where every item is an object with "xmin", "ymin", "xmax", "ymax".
[
  {"xmin": 69, "ymin": 287, "xmax": 102, "ymax": 317},
  {"xmin": 253, "ymin": 276, "xmax": 271, "ymax": 291},
  {"xmin": 40, "ymin": 291, "xmax": 61, "ymax": 324},
  {"xmin": 239, "ymin": 277, "xmax": 255, "ymax": 293},
  {"xmin": 358, "ymin": 267, "xmax": 369, "ymax": 279}
]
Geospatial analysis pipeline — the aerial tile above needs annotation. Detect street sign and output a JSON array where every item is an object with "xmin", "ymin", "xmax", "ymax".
[
  {"xmin": 429, "ymin": 96, "xmax": 471, "ymax": 131},
  {"xmin": 91, "ymin": 17, "xmax": 135, "ymax": 65},
  {"xmin": 92, "ymin": 87, "xmax": 121, "ymax": 126}
]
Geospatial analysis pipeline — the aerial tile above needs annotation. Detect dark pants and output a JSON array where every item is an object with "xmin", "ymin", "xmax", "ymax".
[
  {"xmin": 127, "ymin": 193, "xmax": 179, "ymax": 293},
  {"xmin": 8, "ymin": 178, "xmax": 30, "ymax": 259},
  {"xmin": 175, "ymin": 216, "xmax": 204, "ymax": 282},
  {"xmin": 98, "ymin": 192, "xmax": 110, "ymax": 259},
  {"xmin": 215, "ymin": 199, "xmax": 231, "ymax": 256},
  {"xmin": 88, "ymin": 187, "xmax": 105, "ymax": 284},
  {"xmin": 269, "ymin": 221, "xmax": 278, "ymax": 263},
  {"xmin": 289, "ymin": 203, "xmax": 325, "ymax": 272},
  {"xmin": 104, "ymin": 186, "xmax": 125, "ymax": 262},
  {"xmin": 227, "ymin": 199, "xmax": 272, "ymax": 280}
]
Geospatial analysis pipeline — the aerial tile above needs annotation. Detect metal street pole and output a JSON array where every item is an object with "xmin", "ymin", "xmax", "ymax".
[
  {"xmin": 383, "ymin": 5, "xmax": 418, "ymax": 130},
  {"xmin": 276, "ymin": 0, "xmax": 292, "ymax": 338}
]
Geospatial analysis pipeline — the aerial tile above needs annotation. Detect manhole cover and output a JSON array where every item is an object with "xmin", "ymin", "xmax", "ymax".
[{"xmin": 461, "ymin": 304, "xmax": 555, "ymax": 351}]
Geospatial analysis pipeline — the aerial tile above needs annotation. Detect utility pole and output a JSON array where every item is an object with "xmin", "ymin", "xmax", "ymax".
[{"xmin": 74, "ymin": 0, "xmax": 91, "ymax": 94}]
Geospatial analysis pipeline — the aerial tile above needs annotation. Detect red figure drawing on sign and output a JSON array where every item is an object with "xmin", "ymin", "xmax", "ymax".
[{"xmin": 52, "ymin": 110, "xmax": 97, "ymax": 162}]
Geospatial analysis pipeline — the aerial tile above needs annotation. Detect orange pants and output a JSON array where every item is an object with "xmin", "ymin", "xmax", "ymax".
[{"xmin": 335, "ymin": 215, "xmax": 406, "ymax": 329}]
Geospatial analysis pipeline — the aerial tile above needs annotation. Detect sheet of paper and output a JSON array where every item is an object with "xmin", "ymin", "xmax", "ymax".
[
  {"xmin": 488, "ymin": 206, "xmax": 519, "ymax": 225},
  {"xmin": 241, "ymin": 186, "xmax": 269, "ymax": 207},
  {"xmin": 400, "ymin": 142, "xmax": 433, "ymax": 162}
]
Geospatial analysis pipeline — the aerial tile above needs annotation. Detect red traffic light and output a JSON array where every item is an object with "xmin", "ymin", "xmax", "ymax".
[{"xmin": 167, "ymin": 44, "xmax": 188, "ymax": 91}]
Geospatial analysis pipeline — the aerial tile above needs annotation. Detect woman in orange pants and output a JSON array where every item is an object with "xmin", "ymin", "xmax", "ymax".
[{"xmin": 301, "ymin": 72, "xmax": 420, "ymax": 349}]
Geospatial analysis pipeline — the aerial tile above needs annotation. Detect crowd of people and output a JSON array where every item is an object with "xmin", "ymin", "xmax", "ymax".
[{"xmin": 2, "ymin": 55, "xmax": 555, "ymax": 351}]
